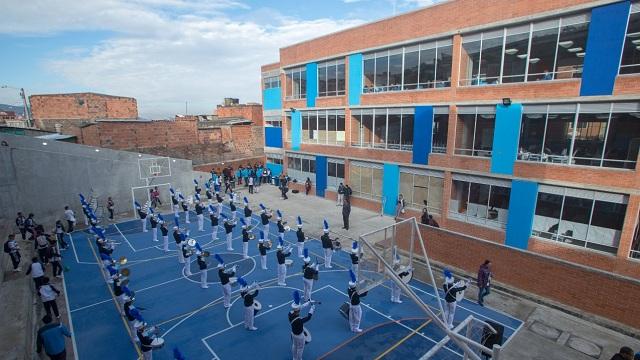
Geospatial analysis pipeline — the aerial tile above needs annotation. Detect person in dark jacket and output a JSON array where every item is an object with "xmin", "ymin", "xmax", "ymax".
[
  {"xmin": 477, "ymin": 260, "xmax": 492, "ymax": 306},
  {"xmin": 609, "ymin": 346, "xmax": 634, "ymax": 360},
  {"xmin": 37, "ymin": 315, "xmax": 71, "ymax": 360},
  {"xmin": 342, "ymin": 199, "xmax": 351, "ymax": 230},
  {"xmin": 421, "ymin": 208, "xmax": 429, "ymax": 225}
]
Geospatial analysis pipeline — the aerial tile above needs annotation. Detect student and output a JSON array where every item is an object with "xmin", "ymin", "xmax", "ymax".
[
  {"xmin": 477, "ymin": 260, "xmax": 492, "ymax": 307},
  {"xmin": 54, "ymin": 221, "xmax": 68, "ymax": 249},
  {"xmin": 107, "ymin": 197, "xmax": 115, "ymax": 220},
  {"xmin": 304, "ymin": 177, "xmax": 312, "ymax": 195},
  {"xmin": 16, "ymin": 212, "xmax": 27, "ymax": 240},
  {"xmin": 27, "ymin": 257, "xmax": 46, "ymax": 288},
  {"xmin": 63, "ymin": 206, "xmax": 75, "ymax": 233},
  {"xmin": 442, "ymin": 269, "xmax": 469, "ymax": 329},
  {"xmin": 49, "ymin": 247, "xmax": 63, "ymax": 278},
  {"xmin": 4, "ymin": 234, "xmax": 21, "ymax": 272},
  {"xmin": 36, "ymin": 315, "xmax": 71, "ymax": 360},
  {"xmin": 39, "ymin": 277, "xmax": 62, "ymax": 319}
]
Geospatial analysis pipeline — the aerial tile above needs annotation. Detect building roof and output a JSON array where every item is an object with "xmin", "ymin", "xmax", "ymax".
[
  {"xmin": 29, "ymin": 92, "xmax": 136, "ymax": 100},
  {"xmin": 35, "ymin": 133, "xmax": 76, "ymax": 140},
  {"xmin": 198, "ymin": 117, "xmax": 252, "ymax": 128}
]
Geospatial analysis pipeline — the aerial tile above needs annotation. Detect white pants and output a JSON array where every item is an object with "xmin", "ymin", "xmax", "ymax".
[
  {"xmin": 244, "ymin": 306, "xmax": 254, "ymax": 329},
  {"xmin": 184, "ymin": 259, "xmax": 192, "ymax": 276},
  {"xmin": 200, "ymin": 270, "xmax": 208, "ymax": 288},
  {"xmin": 391, "ymin": 283, "xmax": 402, "ymax": 302},
  {"xmin": 226, "ymin": 233, "xmax": 233, "ymax": 251},
  {"xmin": 128, "ymin": 320, "xmax": 136, "ymax": 339},
  {"xmin": 142, "ymin": 219, "xmax": 147, "ymax": 232},
  {"xmin": 222, "ymin": 283, "xmax": 232, "ymax": 307},
  {"xmin": 260, "ymin": 255, "xmax": 267, "ymax": 270},
  {"xmin": 245, "ymin": 216, "xmax": 251, "ymax": 228},
  {"xmin": 184, "ymin": 211, "xmax": 190, "ymax": 224},
  {"xmin": 352, "ymin": 263, "xmax": 359, "ymax": 276},
  {"xmin": 291, "ymin": 332, "xmax": 305, "ymax": 360},
  {"xmin": 303, "ymin": 278, "xmax": 313, "ymax": 301},
  {"xmin": 162, "ymin": 236, "xmax": 169, "ymax": 251},
  {"xmin": 217, "ymin": 204, "xmax": 223, "ymax": 217},
  {"xmin": 263, "ymin": 224, "xmax": 269, "ymax": 235},
  {"xmin": 152, "ymin": 227, "xmax": 157, "ymax": 241},
  {"xmin": 324, "ymin": 248, "xmax": 333, "ymax": 268},
  {"xmin": 277, "ymin": 263, "xmax": 286, "ymax": 285},
  {"xmin": 337, "ymin": 193, "xmax": 343, "ymax": 205},
  {"xmin": 142, "ymin": 350, "xmax": 152, "ymax": 360},
  {"xmin": 84, "ymin": 215, "xmax": 89, "ymax": 226},
  {"xmin": 173, "ymin": 204, "xmax": 179, "ymax": 217},
  {"xmin": 278, "ymin": 232, "xmax": 284, "ymax": 244},
  {"xmin": 444, "ymin": 301, "xmax": 457, "ymax": 328},
  {"xmin": 243, "ymin": 242, "xmax": 249, "ymax": 258},
  {"xmin": 177, "ymin": 243, "xmax": 185, "ymax": 264},
  {"xmin": 197, "ymin": 214, "xmax": 204, "ymax": 231},
  {"xmin": 232, "ymin": 211, "xmax": 237, "ymax": 221},
  {"xmin": 297, "ymin": 242, "xmax": 304, "ymax": 257},
  {"xmin": 211, "ymin": 226, "xmax": 218, "ymax": 241},
  {"xmin": 349, "ymin": 304, "xmax": 362, "ymax": 331}
]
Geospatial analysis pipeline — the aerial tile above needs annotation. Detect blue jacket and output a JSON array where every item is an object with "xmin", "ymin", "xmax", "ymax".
[{"xmin": 37, "ymin": 323, "xmax": 71, "ymax": 355}]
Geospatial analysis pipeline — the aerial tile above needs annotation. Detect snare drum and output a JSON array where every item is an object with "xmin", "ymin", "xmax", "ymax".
[
  {"xmin": 150, "ymin": 337, "xmax": 165, "ymax": 349},
  {"xmin": 339, "ymin": 302, "xmax": 350, "ymax": 320},
  {"xmin": 253, "ymin": 300, "xmax": 262, "ymax": 315},
  {"xmin": 284, "ymin": 259, "xmax": 293, "ymax": 267},
  {"xmin": 133, "ymin": 320, "xmax": 144, "ymax": 329}
]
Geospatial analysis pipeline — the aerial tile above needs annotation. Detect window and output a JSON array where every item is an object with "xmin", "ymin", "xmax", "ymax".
[
  {"xmin": 349, "ymin": 162, "xmax": 383, "ymax": 200},
  {"xmin": 265, "ymin": 115, "xmax": 282, "ymax": 127},
  {"xmin": 455, "ymin": 106, "xmax": 496, "ymax": 157},
  {"xmin": 532, "ymin": 185, "xmax": 628, "ymax": 254},
  {"xmin": 286, "ymin": 153, "xmax": 315, "ymax": 182},
  {"xmin": 362, "ymin": 38, "xmax": 453, "ymax": 94},
  {"xmin": 620, "ymin": 4, "xmax": 640, "ymax": 74},
  {"xmin": 449, "ymin": 175, "xmax": 511, "ymax": 228},
  {"xmin": 352, "ymin": 108, "xmax": 414, "ymax": 151},
  {"xmin": 266, "ymin": 153, "xmax": 283, "ymax": 165},
  {"xmin": 262, "ymin": 72, "xmax": 280, "ymax": 89},
  {"xmin": 318, "ymin": 59, "xmax": 346, "ymax": 97},
  {"xmin": 631, "ymin": 210, "xmax": 640, "ymax": 259},
  {"xmin": 285, "ymin": 113, "xmax": 292, "ymax": 143},
  {"xmin": 460, "ymin": 13, "xmax": 590, "ymax": 86},
  {"xmin": 327, "ymin": 159, "xmax": 345, "ymax": 189},
  {"xmin": 285, "ymin": 67, "xmax": 306, "ymax": 100},
  {"xmin": 300, "ymin": 109, "xmax": 346, "ymax": 145},
  {"xmin": 518, "ymin": 102, "xmax": 640, "ymax": 169},
  {"xmin": 432, "ymin": 108, "xmax": 449, "ymax": 154},
  {"xmin": 399, "ymin": 169, "xmax": 444, "ymax": 214}
]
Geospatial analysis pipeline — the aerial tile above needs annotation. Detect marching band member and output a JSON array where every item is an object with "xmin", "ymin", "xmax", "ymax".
[
  {"xmin": 259, "ymin": 204, "xmax": 271, "ymax": 236},
  {"xmin": 258, "ymin": 231, "xmax": 268, "ymax": 270},
  {"xmin": 195, "ymin": 196, "xmax": 205, "ymax": 232},
  {"xmin": 302, "ymin": 249, "xmax": 318, "ymax": 301},
  {"xmin": 135, "ymin": 202, "xmax": 148, "ymax": 233},
  {"xmin": 179, "ymin": 194, "xmax": 190, "ymax": 224},
  {"xmin": 238, "ymin": 277, "xmax": 259, "ymax": 331},
  {"xmin": 243, "ymin": 197, "xmax": 252, "ymax": 228},
  {"xmin": 240, "ymin": 218, "xmax": 252, "ymax": 259},
  {"xmin": 181, "ymin": 236, "xmax": 193, "ymax": 276},
  {"xmin": 222, "ymin": 214, "xmax": 235, "ymax": 251},
  {"xmin": 442, "ymin": 269, "xmax": 469, "ymax": 329},
  {"xmin": 159, "ymin": 216, "xmax": 169, "ymax": 252},
  {"xmin": 136, "ymin": 323, "xmax": 154, "ymax": 359},
  {"xmin": 173, "ymin": 226, "xmax": 185, "ymax": 264},
  {"xmin": 149, "ymin": 212, "xmax": 159, "ymax": 242},
  {"xmin": 205, "ymin": 182, "xmax": 213, "ymax": 202},
  {"xmin": 350, "ymin": 242, "xmax": 360, "ymax": 275},
  {"xmin": 229, "ymin": 193, "xmax": 237, "ymax": 221},
  {"xmin": 194, "ymin": 179, "xmax": 202, "ymax": 195},
  {"xmin": 296, "ymin": 216, "xmax": 305, "ymax": 258},
  {"xmin": 276, "ymin": 210, "xmax": 286, "ymax": 244},
  {"xmin": 348, "ymin": 269, "xmax": 367, "ymax": 333},
  {"xmin": 208, "ymin": 205, "xmax": 219, "ymax": 242},
  {"xmin": 215, "ymin": 254, "xmax": 236, "ymax": 308},
  {"xmin": 321, "ymin": 220, "xmax": 334, "ymax": 269},
  {"xmin": 81, "ymin": 203, "xmax": 90, "ymax": 226},
  {"xmin": 276, "ymin": 239, "xmax": 291, "ymax": 286},
  {"xmin": 215, "ymin": 191, "xmax": 224, "ymax": 218},
  {"xmin": 170, "ymin": 188, "xmax": 180, "ymax": 217},
  {"xmin": 124, "ymin": 298, "xmax": 143, "ymax": 339},
  {"xmin": 197, "ymin": 253, "xmax": 208, "ymax": 289},
  {"xmin": 289, "ymin": 291, "xmax": 315, "ymax": 360}
]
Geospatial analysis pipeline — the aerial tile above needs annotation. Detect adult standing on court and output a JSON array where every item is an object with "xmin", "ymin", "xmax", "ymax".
[
  {"xmin": 107, "ymin": 197, "xmax": 115, "ymax": 221},
  {"xmin": 63, "ymin": 206, "xmax": 75, "ymax": 233},
  {"xmin": 343, "ymin": 184, "xmax": 353, "ymax": 203},
  {"xmin": 336, "ymin": 182, "xmax": 345, "ymax": 206},
  {"xmin": 342, "ymin": 199, "xmax": 351, "ymax": 230},
  {"xmin": 36, "ymin": 315, "xmax": 71, "ymax": 360},
  {"xmin": 477, "ymin": 260, "xmax": 492, "ymax": 307}
]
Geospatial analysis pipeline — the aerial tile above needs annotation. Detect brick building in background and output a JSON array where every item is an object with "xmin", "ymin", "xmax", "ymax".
[{"xmin": 29, "ymin": 92, "xmax": 138, "ymax": 137}]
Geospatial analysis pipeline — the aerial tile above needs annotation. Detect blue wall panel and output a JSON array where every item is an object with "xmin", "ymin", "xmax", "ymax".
[
  {"xmin": 491, "ymin": 103, "xmax": 523, "ymax": 175},
  {"xmin": 263, "ymin": 88, "xmax": 282, "ymax": 110},
  {"xmin": 306, "ymin": 63, "xmax": 318, "ymax": 107},
  {"xmin": 580, "ymin": 1, "xmax": 631, "ymax": 96},
  {"xmin": 291, "ymin": 111, "xmax": 302, "ymax": 151},
  {"xmin": 505, "ymin": 180, "xmax": 539, "ymax": 250},
  {"xmin": 264, "ymin": 127, "xmax": 283, "ymax": 148},
  {"xmin": 315, "ymin": 155, "xmax": 327, "ymax": 197},
  {"xmin": 266, "ymin": 162, "xmax": 283, "ymax": 177},
  {"xmin": 382, "ymin": 163, "xmax": 399, "ymax": 216},
  {"xmin": 348, "ymin": 54, "xmax": 363, "ymax": 106},
  {"xmin": 413, "ymin": 106, "xmax": 434, "ymax": 165}
]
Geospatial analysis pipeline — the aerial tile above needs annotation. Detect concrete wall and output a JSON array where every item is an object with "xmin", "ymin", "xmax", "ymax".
[{"xmin": 0, "ymin": 133, "xmax": 199, "ymax": 231}]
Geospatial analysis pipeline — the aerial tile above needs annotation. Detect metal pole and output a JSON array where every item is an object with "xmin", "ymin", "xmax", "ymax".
[
  {"xmin": 20, "ymin": 88, "xmax": 32, "ymax": 127},
  {"xmin": 420, "ymin": 315, "xmax": 473, "ymax": 359}
]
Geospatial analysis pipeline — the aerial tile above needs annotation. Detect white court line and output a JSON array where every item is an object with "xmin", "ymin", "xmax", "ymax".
[
  {"xmin": 181, "ymin": 255, "xmax": 257, "ymax": 286},
  {"xmin": 61, "ymin": 269, "xmax": 80, "ymax": 360},
  {"xmin": 69, "ymin": 232, "xmax": 80, "ymax": 263},
  {"xmin": 70, "ymin": 298, "xmax": 114, "ymax": 313},
  {"xmin": 325, "ymin": 285, "xmax": 463, "ymax": 358},
  {"xmin": 224, "ymin": 285, "xmax": 304, "ymax": 326},
  {"xmin": 501, "ymin": 320, "xmax": 524, "ymax": 348},
  {"xmin": 113, "ymin": 223, "xmax": 136, "ymax": 252}
]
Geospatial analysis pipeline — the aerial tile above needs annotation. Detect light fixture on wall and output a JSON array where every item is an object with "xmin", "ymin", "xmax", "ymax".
[
  {"xmin": 528, "ymin": 57, "xmax": 540, "ymax": 64},
  {"xmin": 517, "ymin": 54, "xmax": 528, "ymax": 59},
  {"xmin": 95, "ymin": 149, "xmax": 100, "ymax": 152},
  {"xmin": 558, "ymin": 40, "xmax": 574, "ymax": 48},
  {"xmin": 567, "ymin": 47, "xmax": 583, "ymax": 53},
  {"xmin": 504, "ymin": 48, "xmax": 518, "ymax": 55},
  {"xmin": 632, "ymin": 39, "xmax": 640, "ymax": 45},
  {"xmin": 42, "ymin": 142, "xmax": 48, "ymax": 145},
  {"xmin": 627, "ymin": 31, "xmax": 640, "ymax": 38},
  {"xmin": 576, "ymin": 52, "xmax": 585, "ymax": 58},
  {"xmin": 502, "ymin": 98, "xmax": 512, "ymax": 106}
]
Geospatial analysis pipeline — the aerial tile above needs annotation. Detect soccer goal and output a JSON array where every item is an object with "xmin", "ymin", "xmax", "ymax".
[
  {"xmin": 131, "ymin": 183, "xmax": 173, "ymax": 216},
  {"xmin": 357, "ymin": 217, "xmax": 503, "ymax": 360}
]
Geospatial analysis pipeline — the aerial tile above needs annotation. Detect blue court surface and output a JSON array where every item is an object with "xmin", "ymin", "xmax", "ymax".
[{"xmin": 63, "ymin": 204, "xmax": 523, "ymax": 360}]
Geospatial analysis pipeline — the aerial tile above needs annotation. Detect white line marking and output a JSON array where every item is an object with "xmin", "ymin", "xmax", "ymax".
[
  {"xmin": 69, "ymin": 232, "xmax": 80, "ymax": 263},
  {"xmin": 61, "ymin": 270, "xmax": 80, "ymax": 360},
  {"xmin": 113, "ymin": 223, "xmax": 136, "ymax": 252},
  {"xmin": 70, "ymin": 298, "xmax": 114, "ymax": 313}
]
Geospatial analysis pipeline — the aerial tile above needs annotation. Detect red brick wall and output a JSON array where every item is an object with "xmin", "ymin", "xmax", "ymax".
[{"xmin": 216, "ymin": 104, "xmax": 264, "ymax": 127}]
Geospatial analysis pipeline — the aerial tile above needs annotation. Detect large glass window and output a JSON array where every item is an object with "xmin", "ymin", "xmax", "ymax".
[
  {"xmin": 460, "ymin": 13, "xmax": 590, "ymax": 86},
  {"xmin": 455, "ymin": 106, "xmax": 496, "ymax": 157},
  {"xmin": 352, "ymin": 108, "xmax": 415, "ymax": 151},
  {"xmin": 518, "ymin": 102, "xmax": 640, "ymax": 169},
  {"xmin": 318, "ymin": 59, "xmax": 346, "ymax": 97},
  {"xmin": 630, "ymin": 210, "xmax": 640, "ymax": 259},
  {"xmin": 266, "ymin": 153, "xmax": 283, "ymax": 165},
  {"xmin": 449, "ymin": 176, "xmax": 511, "ymax": 228},
  {"xmin": 532, "ymin": 185, "xmax": 628, "ymax": 254},
  {"xmin": 620, "ymin": 6, "xmax": 640, "ymax": 74},
  {"xmin": 286, "ymin": 154, "xmax": 316, "ymax": 183},
  {"xmin": 349, "ymin": 162, "xmax": 383, "ymax": 200},
  {"xmin": 265, "ymin": 115, "xmax": 282, "ymax": 127},
  {"xmin": 262, "ymin": 73, "xmax": 280, "ymax": 89},
  {"xmin": 399, "ymin": 169, "xmax": 444, "ymax": 214},
  {"xmin": 362, "ymin": 39, "xmax": 453, "ymax": 93},
  {"xmin": 432, "ymin": 110, "xmax": 449, "ymax": 154},
  {"xmin": 300, "ymin": 109, "xmax": 345, "ymax": 145},
  {"xmin": 285, "ymin": 67, "xmax": 306, "ymax": 100},
  {"xmin": 327, "ymin": 159, "xmax": 345, "ymax": 190},
  {"xmin": 285, "ymin": 113, "xmax": 292, "ymax": 143}
]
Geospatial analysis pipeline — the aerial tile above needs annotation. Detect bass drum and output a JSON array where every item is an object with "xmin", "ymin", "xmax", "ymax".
[
  {"xmin": 253, "ymin": 300, "xmax": 262, "ymax": 315},
  {"xmin": 454, "ymin": 280, "xmax": 466, "ymax": 302},
  {"xmin": 303, "ymin": 327, "xmax": 312, "ymax": 344},
  {"xmin": 396, "ymin": 266, "xmax": 413, "ymax": 284}
]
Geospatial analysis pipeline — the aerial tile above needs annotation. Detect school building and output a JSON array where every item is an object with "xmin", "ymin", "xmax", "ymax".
[{"xmin": 260, "ymin": 0, "xmax": 640, "ymax": 279}]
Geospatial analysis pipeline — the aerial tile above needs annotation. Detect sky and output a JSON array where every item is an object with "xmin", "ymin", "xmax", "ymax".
[{"xmin": 0, "ymin": 0, "xmax": 443, "ymax": 119}]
